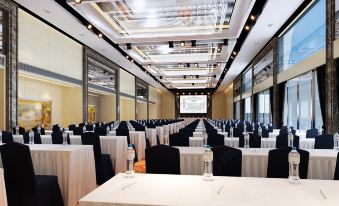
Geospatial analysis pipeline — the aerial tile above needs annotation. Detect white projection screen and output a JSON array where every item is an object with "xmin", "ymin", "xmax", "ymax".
[{"xmin": 180, "ymin": 95, "xmax": 207, "ymax": 113}]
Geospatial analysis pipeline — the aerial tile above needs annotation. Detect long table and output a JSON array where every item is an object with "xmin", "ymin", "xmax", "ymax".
[
  {"xmin": 0, "ymin": 144, "xmax": 96, "ymax": 206},
  {"xmin": 109, "ymin": 131, "xmax": 146, "ymax": 159},
  {"xmin": 0, "ymin": 169, "xmax": 7, "ymax": 206},
  {"xmin": 79, "ymin": 173, "xmax": 339, "ymax": 206},
  {"xmin": 178, "ymin": 147, "xmax": 338, "ymax": 180}
]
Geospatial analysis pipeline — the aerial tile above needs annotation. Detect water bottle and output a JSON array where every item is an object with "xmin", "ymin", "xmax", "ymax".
[
  {"xmin": 333, "ymin": 133, "xmax": 339, "ymax": 150},
  {"xmin": 252, "ymin": 123, "xmax": 255, "ymax": 131},
  {"xmin": 244, "ymin": 133, "xmax": 250, "ymax": 148},
  {"xmin": 99, "ymin": 122, "xmax": 102, "ymax": 127},
  {"xmin": 59, "ymin": 127, "xmax": 63, "ymax": 133},
  {"xmin": 318, "ymin": 128, "xmax": 323, "ymax": 136},
  {"xmin": 203, "ymin": 131, "xmax": 207, "ymax": 146},
  {"xmin": 111, "ymin": 124, "xmax": 114, "ymax": 131},
  {"xmin": 82, "ymin": 126, "xmax": 86, "ymax": 133},
  {"xmin": 244, "ymin": 124, "xmax": 247, "ymax": 134},
  {"xmin": 29, "ymin": 131, "xmax": 34, "ymax": 144},
  {"xmin": 0, "ymin": 132, "xmax": 2, "ymax": 144},
  {"xmin": 230, "ymin": 127, "xmax": 233, "ymax": 137},
  {"xmin": 288, "ymin": 132, "xmax": 294, "ymax": 147},
  {"xmin": 15, "ymin": 125, "xmax": 19, "ymax": 135},
  {"xmin": 125, "ymin": 144, "xmax": 135, "ymax": 178},
  {"xmin": 235, "ymin": 123, "xmax": 238, "ymax": 128},
  {"xmin": 37, "ymin": 125, "xmax": 41, "ymax": 134},
  {"xmin": 203, "ymin": 145, "xmax": 213, "ymax": 181},
  {"xmin": 106, "ymin": 126, "xmax": 110, "ymax": 135},
  {"xmin": 93, "ymin": 124, "xmax": 96, "ymax": 130},
  {"xmin": 222, "ymin": 124, "xmax": 225, "ymax": 132},
  {"xmin": 288, "ymin": 147, "xmax": 300, "ymax": 184},
  {"xmin": 63, "ymin": 132, "xmax": 68, "ymax": 145},
  {"xmin": 258, "ymin": 126, "xmax": 262, "ymax": 137}
]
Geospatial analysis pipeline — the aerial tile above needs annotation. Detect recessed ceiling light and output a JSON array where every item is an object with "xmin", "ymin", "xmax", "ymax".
[
  {"xmin": 74, "ymin": 0, "xmax": 82, "ymax": 4},
  {"xmin": 194, "ymin": 63, "xmax": 198, "ymax": 67},
  {"xmin": 98, "ymin": 33, "xmax": 103, "ymax": 38},
  {"xmin": 87, "ymin": 24, "xmax": 92, "ymax": 30},
  {"xmin": 232, "ymin": 51, "xmax": 237, "ymax": 55},
  {"xmin": 217, "ymin": 62, "xmax": 221, "ymax": 66},
  {"xmin": 126, "ymin": 55, "xmax": 129, "ymax": 59},
  {"xmin": 250, "ymin": 15, "xmax": 256, "ymax": 21},
  {"xmin": 217, "ymin": 48, "xmax": 221, "ymax": 51},
  {"xmin": 178, "ymin": 63, "xmax": 182, "ymax": 67},
  {"xmin": 245, "ymin": 25, "xmax": 250, "ymax": 31},
  {"xmin": 131, "ymin": 59, "xmax": 134, "ymax": 63},
  {"xmin": 180, "ymin": 41, "xmax": 185, "ymax": 47}
]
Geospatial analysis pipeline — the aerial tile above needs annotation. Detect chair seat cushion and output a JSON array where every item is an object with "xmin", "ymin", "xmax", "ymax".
[{"xmin": 35, "ymin": 175, "xmax": 64, "ymax": 206}]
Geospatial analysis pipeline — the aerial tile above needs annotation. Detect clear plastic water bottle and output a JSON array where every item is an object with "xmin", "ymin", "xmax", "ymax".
[
  {"xmin": 0, "ymin": 132, "xmax": 2, "ymax": 144},
  {"xmin": 258, "ymin": 126, "xmax": 262, "ymax": 137},
  {"xmin": 111, "ymin": 123, "xmax": 114, "ymax": 131},
  {"xmin": 333, "ymin": 133, "xmax": 339, "ymax": 150},
  {"xmin": 125, "ymin": 144, "xmax": 135, "ymax": 178},
  {"xmin": 93, "ymin": 124, "xmax": 96, "ymax": 130},
  {"xmin": 252, "ymin": 123, "xmax": 255, "ymax": 131},
  {"xmin": 222, "ymin": 124, "xmax": 225, "ymax": 132},
  {"xmin": 288, "ymin": 147, "xmax": 300, "ymax": 184},
  {"xmin": 318, "ymin": 128, "xmax": 323, "ymax": 136},
  {"xmin": 203, "ymin": 145, "xmax": 213, "ymax": 181},
  {"xmin": 288, "ymin": 132, "xmax": 294, "ymax": 147},
  {"xmin": 235, "ymin": 123, "xmax": 238, "ymax": 128},
  {"xmin": 244, "ymin": 133, "xmax": 250, "ymax": 148},
  {"xmin": 244, "ymin": 124, "xmax": 247, "ymax": 134},
  {"xmin": 230, "ymin": 127, "xmax": 234, "ymax": 138},
  {"xmin": 37, "ymin": 125, "xmax": 41, "ymax": 134},
  {"xmin": 29, "ymin": 131, "xmax": 34, "ymax": 144},
  {"xmin": 203, "ymin": 131, "xmax": 207, "ymax": 147},
  {"xmin": 82, "ymin": 126, "xmax": 86, "ymax": 133},
  {"xmin": 106, "ymin": 126, "xmax": 110, "ymax": 135},
  {"xmin": 59, "ymin": 127, "xmax": 63, "ymax": 133},
  {"xmin": 63, "ymin": 132, "xmax": 68, "ymax": 145},
  {"xmin": 99, "ymin": 122, "xmax": 102, "ymax": 127},
  {"xmin": 15, "ymin": 125, "xmax": 19, "ymax": 135}
]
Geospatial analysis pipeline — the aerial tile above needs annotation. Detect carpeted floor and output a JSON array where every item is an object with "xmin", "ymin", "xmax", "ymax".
[{"xmin": 134, "ymin": 159, "xmax": 146, "ymax": 173}]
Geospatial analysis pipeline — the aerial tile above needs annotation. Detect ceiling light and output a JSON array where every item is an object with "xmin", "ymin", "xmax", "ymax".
[
  {"xmin": 194, "ymin": 63, "xmax": 198, "ymax": 67},
  {"xmin": 178, "ymin": 63, "xmax": 182, "ymax": 67},
  {"xmin": 169, "ymin": 41, "xmax": 174, "ymax": 48},
  {"xmin": 184, "ymin": 75, "xmax": 186, "ymax": 79},
  {"xmin": 191, "ymin": 40, "xmax": 196, "ymax": 47},
  {"xmin": 147, "ymin": 64, "xmax": 151, "ymax": 68},
  {"xmin": 196, "ymin": 75, "xmax": 199, "ymax": 79},
  {"xmin": 217, "ymin": 48, "xmax": 221, "ymax": 52},
  {"xmin": 217, "ymin": 62, "xmax": 221, "ymax": 66},
  {"xmin": 74, "ymin": 0, "xmax": 82, "ymax": 4},
  {"xmin": 190, "ymin": 76, "xmax": 193, "ymax": 79},
  {"xmin": 223, "ymin": 39, "xmax": 228, "ymax": 46},
  {"xmin": 126, "ymin": 43, "xmax": 132, "ymax": 50},
  {"xmin": 232, "ymin": 51, "xmax": 237, "ymax": 55},
  {"xmin": 250, "ymin": 15, "xmax": 256, "ymax": 21},
  {"xmin": 131, "ymin": 59, "xmax": 134, "ymax": 63},
  {"xmin": 98, "ymin": 33, "xmax": 103, "ymax": 38},
  {"xmin": 245, "ymin": 25, "xmax": 250, "ymax": 31},
  {"xmin": 126, "ymin": 55, "xmax": 129, "ymax": 59},
  {"xmin": 180, "ymin": 41, "xmax": 185, "ymax": 47},
  {"xmin": 87, "ymin": 24, "xmax": 92, "ymax": 30}
]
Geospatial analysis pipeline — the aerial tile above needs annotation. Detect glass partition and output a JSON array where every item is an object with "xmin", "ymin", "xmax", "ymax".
[
  {"xmin": 136, "ymin": 83, "xmax": 148, "ymax": 120},
  {"xmin": 253, "ymin": 50, "xmax": 273, "ymax": 86},
  {"xmin": 244, "ymin": 97, "xmax": 252, "ymax": 121},
  {"xmin": 242, "ymin": 68, "xmax": 252, "ymax": 93},
  {"xmin": 256, "ymin": 90, "xmax": 271, "ymax": 124},
  {"xmin": 234, "ymin": 101, "xmax": 241, "ymax": 120}
]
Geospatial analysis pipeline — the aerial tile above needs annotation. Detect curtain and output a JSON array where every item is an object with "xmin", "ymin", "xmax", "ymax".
[
  {"xmin": 278, "ymin": 82, "xmax": 286, "ymax": 128},
  {"xmin": 316, "ymin": 66, "xmax": 326, "ymax": 130},
  {"xmin": 269, "ymin": 87, "xmax": 273, "ymax": 125}
]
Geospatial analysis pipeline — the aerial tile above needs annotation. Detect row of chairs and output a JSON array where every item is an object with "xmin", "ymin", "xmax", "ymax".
[{"xmin": 145, "ymin": 144, "xmax": 339, "ymax": 180}]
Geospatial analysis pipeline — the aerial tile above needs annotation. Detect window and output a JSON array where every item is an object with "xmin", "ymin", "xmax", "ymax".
[
  {"xmin": 283, "ymin": 72, "xmax": 323, "ymax": 130},
  {"xmin": 244, "ymin": 97, "xmax": 251, "ymax": 121},
  {"xmin": 253, "ymin": 50, "xmax": 273, "ymax": 86},
  {"xmin": 277, "ymin": 0, "xmax": 326, "ymax": 71},
  {"xmin": 256, "ymin": 90, "xmax": 271, "ymax": 124},
  {"xmin": 242, "ymin": 68, "xmax": 252, "ymax": 93},
  {"xmin": 234, "ymin": 101, "xmax": 241, "ymax": 120}
]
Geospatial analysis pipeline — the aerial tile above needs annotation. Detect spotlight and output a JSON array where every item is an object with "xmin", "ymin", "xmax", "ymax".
[
  {"xmin": 233, "ymin": 51, "xmax": 237, "ymax": 55},
  {"xmin": 186, "ymin": 63, "xmax": 190, "ymax": 67},
  {"xmin": 223, "ymin": 39, "xmax": 228, "ymax": 46},
  {"xmin": 213, "ymin": 75, "xmax": 217, "ymax": 78},
  {"xmin": 87, "ymin": 24, "xmax": 92, "ymax": 30},
  {"xmin": 98, "ymin": 33, "xmax": 103, "ymax": 38},
  {"xmin": 131, "ymin": 59, "xmax": 134, "ymax": 63},
  {"xmin": 217, "ymin": 62, "xmax": 221, "ymax": 66},
  {"xmin": 74, "ymin": 0, "xmax": 82, "ymax": 4},
  {"xmin": 169, "ymin": 41, "xmax": 174, "ymax": 48},
  {"xmin": 245, "ymin": 25, "xmax": 250, "ymax": 31},
  {"xmin": 250, "ymin": 15, "xmax": 256, "ymax": 21},
  {"xmin": 178, "ymin": 63, "xmax": 182, "ymax": 67},
  {"xmin": 191, "ymin": 40, "xmax": 196, "ymax": 47},
  {"xmin": 190, "ymin": 75, "xmax": 193, "ymax": 79},
  {"xmin": 126, "ymin": 55, "xmax": 129, "ymax": 59},
  {"xmin": 194, "ymin": 63, "xmax": 198, "ymax": 67},
  {"xmin": 160, "ymin": 76, "xmax": 163, "ymax": 79},
  {"xmin": 192, "ymin": 83, "xmax": 195, "ymax": 86},
  {"xmin": 180, "ymin": 41, "xmax": 185, "ymax": 47},
  {"xmin": 147, "ymin": 64, "xmax": 151, "ymax": 69},
  {"xmin": 196, "ymin": 75, "xmax": 199, "ymax": 79},
  {"xmin": 126, "ymin": 43, "xmax": 132, "ymax": 50},
  {"xmin": 184, "ymin": 75, "xmax": 186, "ymax": 79},
  {"xmin": 217, "ymin": 48, "xmax": 221, "ymax": 52}
]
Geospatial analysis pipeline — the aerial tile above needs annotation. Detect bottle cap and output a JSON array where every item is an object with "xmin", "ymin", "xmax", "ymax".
[
  {"xmin": 292, "ymin": 147, "xmax": 296, "ymax": 150},
  {"xmin": 205, "ymin": 145, "xmax": 210, "ymax": 149}
]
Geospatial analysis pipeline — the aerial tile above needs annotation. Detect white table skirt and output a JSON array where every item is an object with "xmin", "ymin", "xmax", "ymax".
[
  {"xmin": 145, "ymin": 128, "xmax": 157, "ymax": 146},
  {"xmin": 13, "ymin": 135, "xmax": 128, "ymax": 173},
  {"xmin": 0, "ymin": 144, "xmax": 96, "ymax": 206},
  {"xmin": 178, "ymin": 147, "xmax": 338, "ymax": 180},
  {"xmin": 45, "ymin": 130, "xmax": 73, "ymax": 135},
  {"xmin": 0, "ymin": 169, "xmax": 7, "ymax": 206},
  {"xmin": 156, "ymin": 126, "xmax": 164, "ymax": 144},
  {"xmin": 79, "ymin": 173, "xmax": 339, "ymax": 206},
  {"xmin": 269, "ymin": 132, "xmax": 306, "ymax": 139}
]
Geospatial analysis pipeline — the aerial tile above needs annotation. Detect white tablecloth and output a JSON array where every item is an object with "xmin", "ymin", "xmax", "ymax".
[
  {"xmin": 178, "ymin": 147, "xmax": 338, "ymax": 180},
  {"xmin": 13, "ymin": 135, "xmax": 128, "ymax": 173},
  {"xmin": 269, "ymin": 131, "xmax": 306, "ymax": 139},
  {"xmin": 79, "ymin": 173, "xmax": 339, "ymax": 206},
  {"xmin": 0, "ymin": 169, "xmax": 7, "ymax": 206},
  {"xmin": 156, "ymin": 126, "xmax": 165, "ymax": 144},
  {"xmin": 45, "ymin": 130, "xmax": 73, "ymax": 135},
  {"xmin": 0, "ymin": 144, "xmax": 96, "ymax": 206},
  {"xmin": 110, "ymin": 131, "xmax": 146, "ymax": 159},
  {"xmin": 145, "ymin": 128, "xmax": 157, "ymax": 146}
]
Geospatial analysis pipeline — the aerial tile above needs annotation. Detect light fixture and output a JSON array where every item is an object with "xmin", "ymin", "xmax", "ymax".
[
  {"xmin": 196, "ymin": 75, "xmax": 199, "ymax": 79},
  {"xmin": 194, "ymin": 63, "xmax": 198, "ymax": 67},
  {"xmin": 191, "ymin": 40, "xmax": 196, "ymax": 47},
  {"xmin": 217, "ymin": 48, "xmax": 221, "ymax": 52},
  {"xmin": 98, "ymin": 33, "xmax": 103, "ymax": 38},
  {"xmin": 245, "ymin": 25, "xmax": 250, "ymax": 31},
  {"xmin": 217, "ymin": 62, "xmax": 221, "ymax": 66},
  {"xmin": 190, "ymin": 75, "xmax": 193, "ymax": 79},
  {"xmin": 250, "ymin": 15, "xmax": 256, "ymax": 21},
  {"xmin": 126, "ymin": 43, "xmax": 132, "ymax": 50},
  {"xmin": 223, "ymin": 39, "xmax": 228, "ymax": 46},
  {"xmin": 147, "ymin": 64, "xmax": 151, "ymax": 69},
  {"xmin": 192, "ymin": 83, "xmax": 195, "ymax": 86},
  {"xmin": 131, "ymin": 59, "xmax": 134, "ymax": 63},
  {"xmin": 232, "ymin": 51, "xmax": 237, "ymax": 55},
  {"xmin": 126, "ymin": 55, "xmax": 129, "ymax": 59},
  {"xmin": 184, "ymin": 75, "xmax": 186, "ymax": 79},
  {"xmin": 160, "ymin": 76, "xmax": 163, "ymax": 79},
  {"xmin": 87, "ymin": 24, "xmax": 92, "ymax": 30},
  {"xmin": 180, "ymin": 41, "xmax": 185, "ymax": 47},
  {"xmin": 213, "ymin": 75, "xmax": 216, "ymax": 78},
  {"xmin": 74, "ymin": 0, "xmax": 82, "ymax": 4},
  {"xmin": 169, "ymin": 41, "xmax": 174, "ymax": 48},
  {"xmin": 178, "ymin": 63, "xmax": 182, "ymax": 67}
]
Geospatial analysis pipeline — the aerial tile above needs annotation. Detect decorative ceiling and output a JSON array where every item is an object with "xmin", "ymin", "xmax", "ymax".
[{"xmin": 66, "ymin": 0, "xmax": 254, "ymax": 90}]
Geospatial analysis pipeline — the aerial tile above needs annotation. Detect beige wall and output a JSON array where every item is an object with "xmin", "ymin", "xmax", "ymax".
[
  {"xmin": 149, "ymin": 103, "xmax": 156, "ymax": 119},
  {"xmin": 100, "ymin": 95, "xmax": 116, "ymax": 122},
  {"xmin": 18, "ymin": 9, "xmax": 83, "ymax": 80},
  {"xmin": 224, "ymin": 84, "xmax": 234, "ymax": 119},
  {"xmin": 136, "ymin": 101, "xmax": 147, "ymax": 120},
  {"xmin": 120, "ymin": 69, "xmax": 135, "ymax": 96},
  {"xmin": 161, "ymin": 92, "xmax": 175, "ymax": 119},
  {"xmin": 149, "ymin": 86, "xmax": 162, "ymax": 119},
  {"xmin": 0, "ymin": 69, "xmax": 5, "ymax": 130},
  {"xmin": 120, "ymin": 97, "xmax": 135, "ymax": 121},
  {"xmin": 62, "ymin": 87, "xmax": 83, "ymax": 126},
  {"xmin": 212, "ymin": 91, "xmax": 227, "ymax": 119}
]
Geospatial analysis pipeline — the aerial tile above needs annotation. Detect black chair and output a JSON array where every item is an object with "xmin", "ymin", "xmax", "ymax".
[
  {"xmin": 86, "ymin": 125, "xmax": 94, "ymax": 131},
  {"xmin": 233, "ymin": 128, "xmax": 242, "ymax": 138},
  {"xmin": 267, "ymin": 147, "xmax": 309, "ymax": 179},
  {"xmin": 0, "ymin": 142, "xmax": 64, "ymax": 206},
  {"xmin": 334, "ymin": 152, "xmax": 339, "ymax": 180},
  {"xmin": 1, "ymin": 131, "xmax": 13, "ymax": 143},
  {"xmin": 207, "ymin": 134, "xmax": 224, "ymax": 147},
  {"xmin": 81, "ymin": 132, "xmax": 114, "ymax": 185},
  {"xmin": 249, "ymin": 133, "xmax": 261, "ymax": 148},
  {"xmin": 116, "ymin": 128, "xmax": 130, "ymax": 144},
  {"xmin": 68, "ymin": 124, "xmax": 76, "ymax": 133},
  {"xmin": 169, "ymin": 133, "xmax": 189, "ymax": 147},
  {"xmin": 275, "ymin": 134, "xmax": 300, "ymax": 149},
  {"xmin": 51, "ymin": 132, "xmax": 71, "ymax": 145},
  {"xmin": 211, "ymin": 145, "xmax": 242, "ymax": 177},
  {"xmin": 314, "ymin": 134, "xmax": 334, "ymax": 149},
  {"xmin": 73, "ymin": 127, "xmax": 83, "ymax": 135},
  {"xmin": 306, "ymin": 128, "xmax": 318, "ymax": 139},
  {"xmin": 145, "ymin": 145, "xmax": 180, "ymax": 174},
  {"xmin": 94, "ymin": 127, "xmax": 108, "ymax": 136},
  {"xmin": 261, "ymin": 127, "xmax": 269, "ymax": 138},
  {"xmin": 32, "ymin": 127, "xmax": 46, "ymax": 135},
  {"xmin": 23, "ymin": 132, "xmax": 42, "ymax": 144},
  {"xmin": 12, "ymin": 127, "xmax": 25, "ymax": 135}
]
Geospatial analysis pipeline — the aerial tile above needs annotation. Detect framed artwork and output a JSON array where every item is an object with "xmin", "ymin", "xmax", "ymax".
[
  {"xmin": 18, "ymin": 99, "xmax": 51, "ymax": 130},
  {"xmin": 88, "ymin": 105, "xmax": 96, "ymax": 123}
]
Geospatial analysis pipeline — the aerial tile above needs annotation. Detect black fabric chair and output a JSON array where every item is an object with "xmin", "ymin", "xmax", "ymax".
[
  {"xmin": 275, "ymin": 134, "xmax": 300, "ymax": 149},
  {"xmin": 314, "ymin": 134, "xmax": 334, "ymax": 149},
  {"xmin": 12, "ymin": 127, "xmax": 25, "ymax": 135},
  {"xmin": 81, "ymin": 132, "xmax": 114, "ymax": 185},
  {"xmin": 116, "ymin": 128, "xmax": 130, "ymax": 144},
  {"xmin": 0, "ymin": 142, "xmax": 64, "ymax": 206},
  {"xmin": 23, "ymin": 132, "xmax": 42, "ymax": 144},
  {"xmin": 145, "ymin": 145, "xmax": 180, "ymax": 174},
  {"xmin": 51, "ymin": 132, "xmax": 71, "ymax": 145},
  {"xmin": 233, "ymin": 128, "xmax": 242, "ymax": 138},
  {"xmin": 306, "ymin": 128, "xmax": 318, "ymax": 139},
  {"xmin": 267, "ymin": 147, "xmax": 309, "ymax": 179},
  {"xmin": 1, "ymin": 131, "xmax": 14, "ymax": 143},
  {"xmin": 207, "ymin": 134, "xmax": 224, "ymax": 147},
  {"xmin": 249, "ymin": 133, "xmax": 261, "ymax": 148},
  {"xmin": 73, "ymin": 127, "xmax": 83, "ymax": 135},
  {"xmin": 169, "ymin": 133, "xmax": 189, "ymax": 147},
  {"xmin": 261, "ymin": 127, "xmax": 269, "ymax": 138},
  {"xmin": 32, "ymin": 127, "xmax": 46, "ymax": 135},
  {"xmin": 68, "ymin": 124, "xmax": 76, "ymax": 133},
  {"xmin": 334, "ymin": 152, "xmax": 339, "ymax": 180},
  {"xmin": 86, "ymin": 125, "xmax": 94, "ymax": 131},
  {"xmin": 211, "ymin": 145, "xmax": 242, "ymax": 177},
  {"xmin": 94, "ymin": 127, "xmax": 107, "ymax": 136}
]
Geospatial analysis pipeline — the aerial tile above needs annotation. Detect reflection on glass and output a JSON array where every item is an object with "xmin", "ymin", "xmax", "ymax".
[
  {"xmin": 244, "ymin": 97, "xmax": 251, "ymax": 121},
  {"xmin": 235, "ymin": 101, "xmax": 241, "ymax": 120},
  {"xmin": 278, "ymin": 0, "xmax": 325, "ymax": 71},
  {"xmin": 88, "ymin": 57, "xmax": 116, "ymax": 90},
  {"xmin": 253, "ymin": 51, "xmax": 273, "ymax": 86},
  {"xmin": 256, "ymin": 90, "xmax": 271, "ymax": 124},
  {"xmin": 242, "ymin": 68, "xmax": 252, "ymax": 93},
  {"xmin": 336, "ymin": 0, "xmax": 339, "ymax": 39}
]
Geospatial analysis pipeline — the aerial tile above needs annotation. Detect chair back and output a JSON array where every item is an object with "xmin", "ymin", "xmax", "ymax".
[
  {"xmin": 233, "ymin": 128, "xmax": 242, "ymax": 138},
  {"xmin": 116, "ymin": 128, "xmax": 130, "ymax": 144},
  {"xmin": 207, "ymin": 134, "xmax": 224, "ymax": 147},
  {"xmin": 267, "ymin": 147, "xmax": 309, "ymax": 179},
  {"xmin": 276, "ymin": 134, "xmax": 300, "ymax": 148},
  {"xmin": 51, "ymin": 131, "xmax": 71, "ymax": 144},
  {"xmin": 23, "ymin": 132, "xmax": 42, "ymax": 144},
  {"xmin": 145, "ymin": 145, "xmax": 180, "ymax": 174},
  {"xmin": 1, "ymin": 131, "xmax": 13, "ymax": 143},
  {"xmin": 249, "ymin": 133, "xmax": 261, "ymax": 148},
  {"xmin": 32, "ymin": 127, "xmax": 45, "ymax": 135},
  {"xmin": 86, "ymin": 125, "xmax": 94, "ymax": 131},
  {"xmin": 12, "ymin": 127, "xmax": 25, "ymax": 135},
  {"xmin": 81, "ymin": 132, "xmax": 103, "ymax": 159},
  {"xmin": 314, "ymin": 134, "xmax": 334, "ymax": 149},
  {"xmin": 306, "ymin": 128, "xmax": 318, "ymax": 138},
  {"xmin": 94, "ymin": 127, "xmax": 107, "ymax": 136},
  {"xmin": 0, "ymin": 142, "xmax": 38, "ymax": 205},
  {"xmin": 211, "ymin": 145, "xmax": 242, "ymax": 177},
  {"xmin": 169, "ymin": 133, "xmax": 189, "ymax": 147},
  {"xmin": 334, "ymin": 152, "xmax": 339, "ymax": 180}
]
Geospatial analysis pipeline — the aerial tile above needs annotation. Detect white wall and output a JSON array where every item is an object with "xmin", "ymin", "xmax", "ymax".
[{"xmin": 120, "ymin": 69, "xmax": 135, "ymax": 96}]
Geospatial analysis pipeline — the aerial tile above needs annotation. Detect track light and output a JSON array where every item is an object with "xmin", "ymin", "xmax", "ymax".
[
  {"xmin": 245, "ymin": 25, "xmax": 250, "ymax": 31},
  {"xmin": 217, "ymin": 62, "xmax": 221, "ymax": 66},
  {"xmin": 98, "ymin": 33, "xmax": 103, "ymax": 38},
  {"xmin": 191, "ymin": 40, "xmax": 196, "ymax": 47},
  {"xmin": 217, "ymin": 48, "xmax": 221, "ymax": 52},
  {"xmin": 196, "ymin": 75, "xmax": 199, "ymax": 79},
  {"xmin": 126, "ymin": 55, "xmax": 129, "ymax": 59},
  {"xmin": 190, "ymin": 75, "xmax": 193, "ymax": 79},
  {"xmin": 184, "ymin": 75, "xmax": 186, "ymax": 79},
  {"xmin": 87, "ymin": 24, "xmax": 92, "ymax": 30},
  {"xmin": 126, "ymin": 43, "xmax": 132, "ymax": 50},
  {"xmin": 131, "ymin": 59, "xmax": 134, "ymax": 63},
  {"xmin": 250, "ymin": 15, "xmax": 256, "ymax": 21},
  {"xmin": 233, "ymin": 51, "xmax": 237, "ymax": 55},
  {"xmin": 160, "ymin": 76, "xmax": 163, "ymax": 79},
  {"xmin": 180, "ymin": 41, "xmax": 185, "ymax": 47},
  {"xmin": 194, "ymin": 63, "xmax": 198, "ymax": 67},
  {"xmin": 223, "ymin": 39, "xmax": 228, "ymax": 46},
  {"xmin": 74, "ymin": 0, "xmax": 82, "ymax": 4},
  {"xmin": 192, "ymin": 83, "xmax": 195, "ymax": 86},
  {"xmin": 213, "ymin": 75, "xmax": 216, "ymax": 78},
  {"xmin": 178, "ymin": 63, "xmax": 182, "ymax": 67},
  {"xmin": 169, "ymin": 41, "xmax": 174, "ymax": 48}
]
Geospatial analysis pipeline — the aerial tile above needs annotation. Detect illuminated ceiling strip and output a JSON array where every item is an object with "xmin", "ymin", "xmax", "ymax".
[
  {"xmin": 133, "ymin": 46, "xmax": 147, "ymax": 59},
  {"xmin": 90, "ymin": 3, "xmax": 126, "ymax": 35}
]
